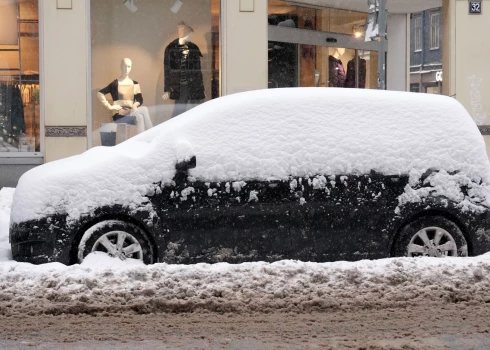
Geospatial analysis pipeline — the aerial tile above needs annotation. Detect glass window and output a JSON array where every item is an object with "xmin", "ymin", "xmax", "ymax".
[
  {"xmin": 410, "ymin": 83, "xmax": 420, "ymax": 93},
  {"xmin": 268, "ymin": 1, "xmax": 377, "ymax": 90},
  {"xmin": 269, "ymin": 43, "xmax": 378, "ymax": 90},
  {"xmin": 430, "ymin": 12, "xmax": 440, "ymax": 49},
  {"xmin": 268, "ymin": 0, "xmax": 368, "ymax": 37},
  {"xmin": 414, "ymin": 15, "xmax": 422, "ymax": 52},
  {"xmin": 0, "ymin": 0, "xmax": 40, "ymax": 153},
  {"xmin": 425, "ymin": 85, "xmax": 440, "ymax": 94},
  {"xmin": 91, "ymin": 0, "xmax": 221, "ymax": 147}
]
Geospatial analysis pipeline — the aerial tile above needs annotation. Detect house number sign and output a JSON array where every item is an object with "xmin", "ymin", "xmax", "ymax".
[{"xmin": 469, "ymin": 1, "xmax": 482, "ymax": 14}]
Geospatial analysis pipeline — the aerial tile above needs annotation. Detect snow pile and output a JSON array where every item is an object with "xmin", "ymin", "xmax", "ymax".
[
  {"xmin": 2, "ymin": 254, "xmax": 490, "ymax": 316},
  {"xmin": 11, "ymin": 88, "xmax": 490, "ymax": 224},
  {"xmin": 0, "ymin": 187, "xmax": 14, "ymax": 261},
  {"xmin": 398, "ymin": 169, "xmax": 490, "ymax": 213}
]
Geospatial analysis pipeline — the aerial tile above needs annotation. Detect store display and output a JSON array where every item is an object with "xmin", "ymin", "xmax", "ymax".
[
  {"xmin": 162, "ymin": 21, "xmax": 205, "ymax": 118},
  {"xmin": 97, "ymin": 57, "xmax": 153, "ymax": 145},
  {"xmin": 0, "ymin": 0, "xmax": 39, "ymax": 153},
  {"xmin": 0, "ymin": 80, "xmax": 26, "ymax": 149},
  {"xmin": 328, "ymin": 55, "xmax": 346, "ymax": 87},
  {"xmin": 344, "ymin": 57, "xmax": 367, "ymax": 88}
]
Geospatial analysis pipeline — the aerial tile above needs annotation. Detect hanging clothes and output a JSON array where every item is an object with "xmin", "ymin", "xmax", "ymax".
[
  {"xmin": 0, "ymin": 82, "xmax": 26, "ymax": 143},
  {"xmin": 328, "ymin": 55, "xmax": 346, "ymax": 88},
  {"xmin": 344, "ymin": 58, "xmax": 367, "ymax": 89}
]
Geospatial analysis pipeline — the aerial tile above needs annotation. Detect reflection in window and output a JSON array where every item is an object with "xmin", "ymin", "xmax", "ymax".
[
  {"xmin": 91, "ymin": 0, "xmax": 220, "ymax": 147},
  {"xmin": 0, "ymin": 0, "xmax": 40, "ymax": 153}
]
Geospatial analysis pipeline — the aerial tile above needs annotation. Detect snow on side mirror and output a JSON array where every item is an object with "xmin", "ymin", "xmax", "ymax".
[
  {"xmin": 174, "ymin": 139, "xmax": 196, "ymax": 173},
  {"xmin": 175, "ymin": 155, "xmax": 196, "ymax": 172}
]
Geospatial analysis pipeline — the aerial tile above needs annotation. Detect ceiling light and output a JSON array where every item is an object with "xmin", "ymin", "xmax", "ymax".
[
  {"xmin": 170, "ymin": 0, "xmax": 183, "ymax": 14},
  {"xmin": 123, "ymin": 0, "xmax": 137, "ymax": 13}
]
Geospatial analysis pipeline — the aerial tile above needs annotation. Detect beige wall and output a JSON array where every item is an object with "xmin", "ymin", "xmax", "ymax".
[
  {"xmin": 387, "ymin": 14, "xmax": 408, "ymax": 91},
  {"xmin": 454, "ymin": 0, "xmax": 490, "ymax": 126},
  {"xmin": 41, "ymin": 0, "xmax": 89, "ymax": 161},
  {"xmin": 223, "ymin": 0, "xmax": 268, "ymax": 95},
  {"xmin": 444, "ymin": 0, "xmax": 490, "ymax": 126}
]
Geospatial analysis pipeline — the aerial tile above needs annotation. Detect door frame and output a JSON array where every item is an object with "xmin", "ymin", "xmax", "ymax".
[{"xmin": 268, "ymin": 26, "xmax": 380, "ymax": 52}]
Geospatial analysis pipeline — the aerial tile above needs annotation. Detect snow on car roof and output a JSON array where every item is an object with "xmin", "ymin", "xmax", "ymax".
[{"xmin": 11, "ymin": 88, "xmax": 490, "ymax": 223}]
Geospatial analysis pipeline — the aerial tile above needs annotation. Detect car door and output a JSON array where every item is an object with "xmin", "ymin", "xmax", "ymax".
[
  {"xmin": 156, "ymin": 179, "xmax": 222, "ymax": 263},
  {"xmin": 156, "ymin": 178, "xmax": 291, "ymax": 263},
  {"xmin": 204, "ymin": 179, "xmax": 292, "ymax": 262},
  {"xmin": 289, "ymin": 174, "xmax": 393, "ymax": 262}
]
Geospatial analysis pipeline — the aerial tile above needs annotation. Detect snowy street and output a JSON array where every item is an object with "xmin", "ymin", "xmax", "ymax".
[{"xmin": 2, "ymin": 187, "xmax": 490, "ymax": 348}]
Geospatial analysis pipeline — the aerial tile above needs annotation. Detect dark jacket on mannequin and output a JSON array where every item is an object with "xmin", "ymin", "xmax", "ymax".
[{"xmin": 164, "ymin": 39, "xmax": 205, "ymax": 100}]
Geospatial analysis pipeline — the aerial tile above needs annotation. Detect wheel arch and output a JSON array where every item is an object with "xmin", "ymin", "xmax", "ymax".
[
  {"xmin": 68, "ymin": 213, "xmax": 160, "ymax": 265},
  {"xmin": 389, "ymin": 209, "xmax": 473, "ymax": 257}
]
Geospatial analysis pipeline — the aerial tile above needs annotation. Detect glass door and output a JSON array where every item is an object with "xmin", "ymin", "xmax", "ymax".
[{"xmin": 269, "ymin": 43, "xmax": 378, "ymax": 89}]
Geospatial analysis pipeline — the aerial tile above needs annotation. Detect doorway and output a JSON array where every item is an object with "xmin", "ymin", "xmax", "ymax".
[{"xmin": 268, "ymin": 4, "xmax": 381, "ymax": 90}]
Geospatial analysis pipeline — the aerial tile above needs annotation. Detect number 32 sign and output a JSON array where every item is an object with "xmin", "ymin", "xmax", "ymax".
[{"xmin": 470, "ymin": 1, "xmax": 482, "ymax": 14}]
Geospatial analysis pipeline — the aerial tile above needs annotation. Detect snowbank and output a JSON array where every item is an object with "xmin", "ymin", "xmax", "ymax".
[
  {"xmin": 11, "ymin": 88, "xmax": 490, "ymax": 224},
  {"xmin": 0, "ymin": 187, "xmax": 14, "ymax": 261},
  {"xmin": 2, "ymin": 253, "xmax": 490, "ymax": 316},
  {"xmin": 1, "ymin": 189, "xmax": 490, "ymax": 316}
]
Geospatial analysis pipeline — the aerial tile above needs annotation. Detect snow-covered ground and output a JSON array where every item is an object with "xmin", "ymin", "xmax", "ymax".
[{"xmin": 2, "ymin": 187, "xmax": 490, "ymax": 317}]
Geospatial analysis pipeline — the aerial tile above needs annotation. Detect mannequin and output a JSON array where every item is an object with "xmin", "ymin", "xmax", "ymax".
[
  {"xmin": 97, "ymin": 58, "xmax": 153, "ymax": 134},
  {"xmin": 162, "ymin": 21, "xmax": 205, "ymax": 118}
]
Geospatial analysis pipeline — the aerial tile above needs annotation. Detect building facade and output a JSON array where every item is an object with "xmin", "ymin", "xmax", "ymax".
[
  {"xmin": 410, "ymin": 7, "xmax": 443, "ymax": 94},
  {"xmin": 1, "ymin": 0, "xmax": 489, "ymax": 188}
]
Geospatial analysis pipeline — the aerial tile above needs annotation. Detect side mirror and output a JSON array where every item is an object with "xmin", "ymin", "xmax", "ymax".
[{"xmin": 175, "ymin": 155, "xmax": 196, "ymax": 172}]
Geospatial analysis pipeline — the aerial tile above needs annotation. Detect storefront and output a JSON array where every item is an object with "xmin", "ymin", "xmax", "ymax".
[
  {"xmin": 0, "ymin": 0, "xmax": 42, "ymax": 186},
  {"xmin": 1, "ymin": 0, "xmax": 464, "ymax": 187}
]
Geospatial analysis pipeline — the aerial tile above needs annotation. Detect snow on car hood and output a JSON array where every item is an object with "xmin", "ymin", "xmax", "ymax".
[{"xmin": 11, "ymin": 88, "xmax": 490, "ymax": 224}]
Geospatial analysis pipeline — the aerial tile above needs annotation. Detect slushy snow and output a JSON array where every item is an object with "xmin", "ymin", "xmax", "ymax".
[
  {"xmin": 10, "ymin": 88, "xmax": 490, "ymax": 224},
  {"xmin": 0, "ymin": 187, "xmax": 14, "ymax": 261},
  {"xmin": 2, "ymin": 189, "xmax": 490, "ymax": 316}
]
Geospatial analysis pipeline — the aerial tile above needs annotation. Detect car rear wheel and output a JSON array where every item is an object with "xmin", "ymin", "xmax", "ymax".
[
  {"xmin": 77, "ymin": 220, "xmax": 154, "ymax": 264},
  {"xmin": 394, "ymin": 216, "xmax": 468, "ymax": 258}
]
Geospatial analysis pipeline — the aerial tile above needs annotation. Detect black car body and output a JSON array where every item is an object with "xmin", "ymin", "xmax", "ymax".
[{"xmin": 10, "ymin": 88, "xmax": 490, "ymax": 264}]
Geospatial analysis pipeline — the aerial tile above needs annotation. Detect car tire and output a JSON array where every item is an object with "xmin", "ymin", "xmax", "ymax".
[
  {"xmin": 77, "ymin": 220, "xmax": 155, "ymax": 264},
  {"xmin": 393, "ymin": 216, "xmax": 468, "ymax": 257}
]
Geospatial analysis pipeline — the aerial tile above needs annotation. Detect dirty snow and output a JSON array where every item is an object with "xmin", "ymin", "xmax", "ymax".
[
  {"xmin": 11, "ymin": 88, "xmax": 490, "ymax": 224},
  {"xmin": 3, "ymin": 189, "xmax": 490, "ymax": 316},
  {"xmin": 0, "ymin": 187, "xmax": 14, "ymax": 261}
]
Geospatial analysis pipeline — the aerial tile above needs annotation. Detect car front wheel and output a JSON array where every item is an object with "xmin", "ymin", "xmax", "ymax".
[
  {"xmin": 394, "ymin": 216, "xmax": 468, "ymax": 258},
  {"xmin": 77, "ymin": 220, "xmax": 154, "ymax": 264}
]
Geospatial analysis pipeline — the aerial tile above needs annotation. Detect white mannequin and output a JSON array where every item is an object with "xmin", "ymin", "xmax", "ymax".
[
  {"xmin": 162, "ymin": 33, "xmax": 192, "ymax": 101},
  {"xmin": 97, "ymin": 58, "xmax": 153, "ymax": 134}
]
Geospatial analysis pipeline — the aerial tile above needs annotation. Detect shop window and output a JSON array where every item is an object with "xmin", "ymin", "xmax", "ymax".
[
  {"xmin": 410, "ymin": 83, "xmax": 420, "ymax": 93},
  {"xmin": 269, "ymin": 44, "xmax": 378, "ymax": 90},
  {"xmin": 90, "ymin": 0, "xmax": 221, "ymax": 147},
  {"xmin": 414, "ymin": 15, "xmax": 422, "ymax": 52},
  {"xmin": 268, "ymin": 0, "xmax": 377, "ymax": 90},
  {"xmin": 268, "ymin": 0, "xmax": 367, "ymax": 36},
  {"xmin": 425, "ymin": 85, "xmax": 440, "ymax": 94},
  {"xmin": 0, "ymin": 0, "xmax": 40, "ymax": 153},
  {"xmin": 429, "ymin": 12, "xmax": 440, "ymax": 49}
]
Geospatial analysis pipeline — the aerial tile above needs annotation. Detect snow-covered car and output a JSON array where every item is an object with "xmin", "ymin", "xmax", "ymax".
[{"xmin": 9, "ymin": 88, "xmax": 490, "ymax": 265}]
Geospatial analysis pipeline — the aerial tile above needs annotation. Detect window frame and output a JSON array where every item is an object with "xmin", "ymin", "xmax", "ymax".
[{"xmin": 429, "ymin": 12, "xmax": 440, "ymax": 50}]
